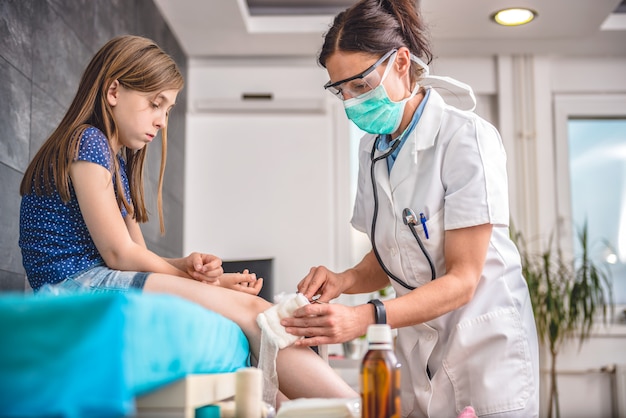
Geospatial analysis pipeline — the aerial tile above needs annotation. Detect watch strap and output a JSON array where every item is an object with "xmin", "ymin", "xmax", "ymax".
[{"xmin": 368, "ymin": 299, "xmax": 387, "ymax": 324}]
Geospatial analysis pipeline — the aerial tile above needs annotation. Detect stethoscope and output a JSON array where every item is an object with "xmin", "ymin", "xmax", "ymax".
[{"xmin": 369, "ymin": 135, "xmax": 436, "ymax": 290}]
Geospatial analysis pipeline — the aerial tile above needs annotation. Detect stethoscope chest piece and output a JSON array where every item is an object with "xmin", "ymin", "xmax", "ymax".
[{"xmin": 402, "ymin": 208, "xmax": 418, "ymax": 226}]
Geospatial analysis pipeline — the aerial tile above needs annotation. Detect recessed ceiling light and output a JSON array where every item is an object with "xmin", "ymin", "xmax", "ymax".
[{"xmin": 492, "ymin": 7, "xmax": 537, "ymax": 26}]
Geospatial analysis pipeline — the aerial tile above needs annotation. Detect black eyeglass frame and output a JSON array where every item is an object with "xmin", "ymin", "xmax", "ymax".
[{"xmin": 323, "ymin": 48, "xmax": 398, "ymax": 93}]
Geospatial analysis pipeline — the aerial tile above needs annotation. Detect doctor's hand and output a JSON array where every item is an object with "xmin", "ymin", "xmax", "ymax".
[
  {"xmin": 297, "ymin": 265, "xmax": 351, "ymax": 304},
  {"xmin": 280, "ymin": 302, "xmax": 372, "ymax": 347},
  {"xmin": 217, "ymin": 270, "xmax": 264, "ymax": 296},
  {"xmin": 185, "ymin": 252, "xmax": 223, "ymax": 283}
]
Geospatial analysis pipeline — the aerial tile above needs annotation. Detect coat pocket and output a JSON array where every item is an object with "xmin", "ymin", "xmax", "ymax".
[{"xmin": 442, "ymin": 307, "xmax": 533, "ymax": 416}]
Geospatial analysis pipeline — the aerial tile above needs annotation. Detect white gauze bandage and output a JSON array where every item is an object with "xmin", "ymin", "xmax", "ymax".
[{"xmin": 256, "ymin": 293, "xmax": 309, "ymax": 407}]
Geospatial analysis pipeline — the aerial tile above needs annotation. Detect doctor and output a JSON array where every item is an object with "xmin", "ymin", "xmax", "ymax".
[{"xmin": 281, "ymin": 0, "xmax": 540, "ymax": 417}]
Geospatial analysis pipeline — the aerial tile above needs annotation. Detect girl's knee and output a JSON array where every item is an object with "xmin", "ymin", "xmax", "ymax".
[{"xmin": 250, "ymin": 295, "xmax": 272, "ymax": 314}]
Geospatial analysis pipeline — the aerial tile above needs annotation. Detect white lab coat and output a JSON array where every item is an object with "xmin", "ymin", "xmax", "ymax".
[{"xmin": 351, "ymin": 88, "xmax": 540, "ymax": 417}]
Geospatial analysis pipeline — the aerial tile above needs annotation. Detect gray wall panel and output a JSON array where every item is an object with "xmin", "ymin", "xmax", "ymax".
[
  {"xmin": 0, "ymin": 269, "xmax": 27, "ymax": 292},
  {"xmin": 0, "ymin": 56, "xmax": 31, "ymax": 172},
  {"xmin": 0, "ymin": 163, "xmax": 25, "ymax": 279},
  {"xmin": 0, "ymin": 0, "xmax": 33, "ymax": 79}
]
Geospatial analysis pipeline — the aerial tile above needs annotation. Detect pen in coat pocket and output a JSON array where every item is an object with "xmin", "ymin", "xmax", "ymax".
[{"xmin": 420, "ymin": 212, "xmax": 429, "ymax": 239}]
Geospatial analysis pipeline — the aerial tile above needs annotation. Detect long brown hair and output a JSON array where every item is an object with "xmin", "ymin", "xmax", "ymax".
[
  {"xmin": 318, "ymin": 0, "xmax": 433, "ymax": 85},
  {"xmin": 20, "ymin": 35, "xmax": 184, "ymax": 234}
]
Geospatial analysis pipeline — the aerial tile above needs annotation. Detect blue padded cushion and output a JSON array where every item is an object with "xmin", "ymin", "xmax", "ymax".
[{"xmin": 0, "ymin": 291, "xmax": 250, "ymax": 417}]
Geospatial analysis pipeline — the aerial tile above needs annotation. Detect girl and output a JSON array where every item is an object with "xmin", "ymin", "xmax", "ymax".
[
  {"xmin": 281, "ymin": 1, "xmax": 540, "ymax": 417},
  {"xmin": 19, "ymin": 35, "xmax": 356, "ymax": 404}
]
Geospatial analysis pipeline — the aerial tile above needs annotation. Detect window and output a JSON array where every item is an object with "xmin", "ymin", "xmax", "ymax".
[
  {"xmin": 555, "ymin": 94, "xmax": 626, "ymax": 304},
  {"xmin": 568, "ymin": 118, "xmax": 626, "ymax": 303}
]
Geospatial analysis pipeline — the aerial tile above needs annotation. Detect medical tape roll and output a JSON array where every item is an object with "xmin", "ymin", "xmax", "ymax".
[
  {"xmin": 235, "ymin": 367, "xmax": 263, "ymax": 418},
  {"xmin": 256, "ymin": 293, "xmax": 309, "ymax": 407}
]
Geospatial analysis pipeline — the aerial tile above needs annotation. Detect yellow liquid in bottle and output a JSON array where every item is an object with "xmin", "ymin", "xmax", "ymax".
[{"xmin": 361, "ymin": 345, "xmax": 401, "ymax": 418}]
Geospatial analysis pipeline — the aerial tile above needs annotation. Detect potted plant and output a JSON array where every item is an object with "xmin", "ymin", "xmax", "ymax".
[{"xmin": 512, "ymin": 222, "xmax": 613, "ymax": 418}]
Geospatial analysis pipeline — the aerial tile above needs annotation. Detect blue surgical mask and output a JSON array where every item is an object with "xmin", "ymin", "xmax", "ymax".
[{"xmin": 343, "ymin": 55, "xmax": 419, "ymax": 135}]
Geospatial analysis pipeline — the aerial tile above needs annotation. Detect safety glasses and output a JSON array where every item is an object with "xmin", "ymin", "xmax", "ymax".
[{"xmin": 323, "ymin": 49, "xmax": 397, "ymax": 101}]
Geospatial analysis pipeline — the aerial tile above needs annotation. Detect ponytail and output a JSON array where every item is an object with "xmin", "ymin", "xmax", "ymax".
[
  {"xmin": 379, "ymin": 0, "xmax": 432, "ymax": 64},
  {"xmin": 318, "ymin": 0, "xmax": 432, "ymax": 82}
]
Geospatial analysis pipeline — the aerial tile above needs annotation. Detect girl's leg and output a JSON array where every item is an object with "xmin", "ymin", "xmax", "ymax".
[{"xmin": 143, "ymin": 274, "xmax": 356, "ymax": 399}]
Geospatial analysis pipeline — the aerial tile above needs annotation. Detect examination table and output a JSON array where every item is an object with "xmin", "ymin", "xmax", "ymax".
[{"xmin": 0, "ymin": 291, "xmax": 250, "ymax": 417}]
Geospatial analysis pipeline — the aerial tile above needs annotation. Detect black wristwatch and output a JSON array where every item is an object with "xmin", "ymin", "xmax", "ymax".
[{"xmin": 368, "ymin": 299, "xmax": 387, "ymax": 324}]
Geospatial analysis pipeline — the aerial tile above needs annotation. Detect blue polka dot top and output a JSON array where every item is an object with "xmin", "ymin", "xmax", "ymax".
[{"xmin": 19, "ymin": 126, "xmax": 131, "ymax": 290}]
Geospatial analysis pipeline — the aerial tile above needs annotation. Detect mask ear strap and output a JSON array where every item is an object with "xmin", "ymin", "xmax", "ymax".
[
  {"xmin": 409, "ymin": 54, "xmax": 477, "ymax": 111},
  {"xmin": 410, "ymin": 55, "xmax": 430, "ymax": 76}
]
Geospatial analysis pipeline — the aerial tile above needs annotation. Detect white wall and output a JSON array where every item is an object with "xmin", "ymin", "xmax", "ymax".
[{"xmin": 184, "ymin": 60, "xmax": 353, "ymax": 295}]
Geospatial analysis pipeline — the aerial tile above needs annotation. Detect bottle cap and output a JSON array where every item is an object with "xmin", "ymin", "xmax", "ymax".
[{"xmin": 366, "ymin": 324, "xmax": 392, "ymax": 344}]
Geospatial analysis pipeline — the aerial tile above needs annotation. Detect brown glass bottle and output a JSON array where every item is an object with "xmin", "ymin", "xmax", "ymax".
[{"xmin": 361, "ymin": 324, "xmax": 401, "ymax": 418}]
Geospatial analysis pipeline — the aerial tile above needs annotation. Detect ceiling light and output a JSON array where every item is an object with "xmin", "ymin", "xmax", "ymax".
[{"xmin": 492, "ymin": 8, "xmax": 537, "ymax": 26}]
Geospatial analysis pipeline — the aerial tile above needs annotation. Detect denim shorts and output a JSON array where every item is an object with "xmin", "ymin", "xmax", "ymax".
[{"xmin": 38, "ymin": 263, "xmax": 150, "ymax": 295}]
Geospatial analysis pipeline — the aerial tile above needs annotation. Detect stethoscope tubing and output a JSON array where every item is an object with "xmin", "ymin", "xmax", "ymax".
[{"xmin": 369, "ymin": 136, "xmax": 436, "ymax": 291}]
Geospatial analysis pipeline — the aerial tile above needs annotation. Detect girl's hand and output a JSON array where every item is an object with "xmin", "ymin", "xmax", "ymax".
[
  {"xmin": 186, "ymin": 252, "xmax": 223, "ymax": 283},
  {"xmin": 281, "ymin": 302, "xmax": 372, "ymax": 346},
  {"xmin": 217, "ymin": 270, "xmax": 264, "ymax": 295}
]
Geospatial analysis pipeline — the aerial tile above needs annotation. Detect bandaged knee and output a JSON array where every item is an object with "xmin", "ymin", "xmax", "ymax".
[
  {"xmin": 256, "ymin": 293, "xmax": 309, "ymax": 408},
  {"xmin": 257, "ymin": 293, "xmax": 309, "ymax": 349}
]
